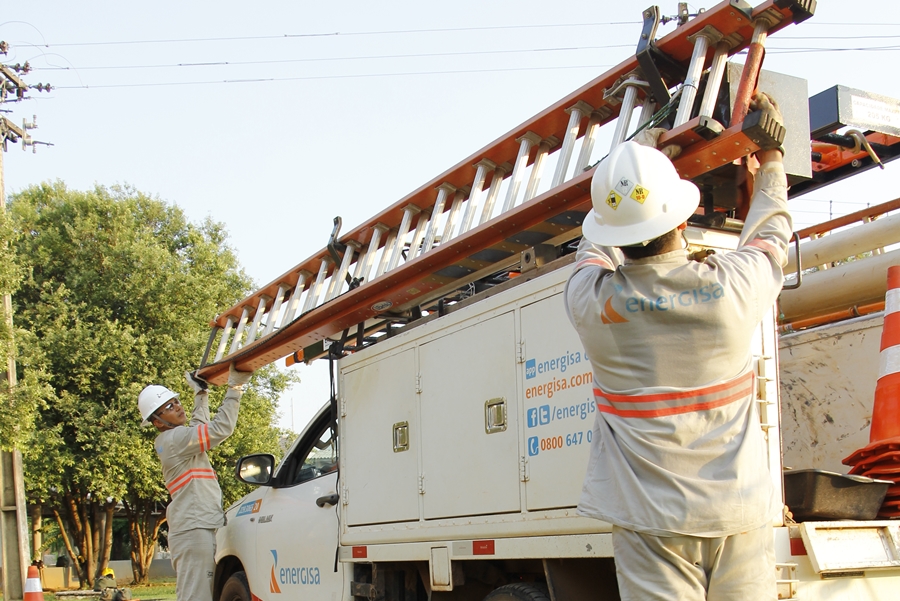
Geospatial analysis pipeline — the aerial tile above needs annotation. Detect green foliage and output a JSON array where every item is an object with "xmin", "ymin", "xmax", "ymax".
[
  {"xmin": 0, "ymin": 201, "xmax": 38, "ymax": 450},
  {"xmin": 8, "ymin": 181, "xmax": 289, "ymax": 582}
]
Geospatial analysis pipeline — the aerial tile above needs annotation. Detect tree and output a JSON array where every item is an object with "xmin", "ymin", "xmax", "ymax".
[
  {"xmin": 10, "ymin": 181, "xmax": 290, "ymax": 585},
  {"xmin": 1, "ymin": 200, "xmax": 49, "ymax": 451}
]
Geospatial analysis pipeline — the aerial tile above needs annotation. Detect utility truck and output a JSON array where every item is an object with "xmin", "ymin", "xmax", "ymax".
[{"xmin": 194, "ymin": 1, "xmax": 900, "ymax": 599}]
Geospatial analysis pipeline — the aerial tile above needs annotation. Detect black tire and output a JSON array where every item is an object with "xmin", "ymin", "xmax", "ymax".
[
  {"xmin": 483, "ymin": 582, "xmax": 551, "ymax": 601},
  {"xmin": 220, "ymin": 571, "xmax": 252, "ymax": 601}
]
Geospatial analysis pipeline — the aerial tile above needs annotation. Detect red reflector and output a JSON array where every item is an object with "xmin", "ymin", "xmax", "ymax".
[
  {"xmin": 789, "ymin": 537, "xmax": 807, "ymax": 556},
  {"xmin": 352, "ymin": 546, "xmax": 368, "ymax": 558},
  {"xmin": 473, "ymin": 540, "xmax": 495, "ymax": 555}
]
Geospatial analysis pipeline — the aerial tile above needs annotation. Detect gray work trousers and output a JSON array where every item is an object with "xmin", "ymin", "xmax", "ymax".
[
  {"xmin": 169, "ymin": 528, "xmax": 216, "ymax": 601},
  {"xmin": 612, "ymin": 523, "xmax": 776, "ymax": 601}
]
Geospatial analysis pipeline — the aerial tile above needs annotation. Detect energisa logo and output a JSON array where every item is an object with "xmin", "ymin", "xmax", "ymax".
[
  {"xmin": 525, "ymin": 349, "xmax": 583, "ymax": 379},
  {"xmin": 270, "ymin": 549, "xmax": 321, "ymax": 593},
  {"xmin": 269, "ymin": 550, "xmax": 282, "ymax": 594}
]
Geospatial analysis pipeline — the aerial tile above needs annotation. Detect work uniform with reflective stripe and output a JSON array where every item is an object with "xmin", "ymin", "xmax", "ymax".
[
  {"xmin": 565, "ymin": 161, "xmax": 790, "ymax": 599},
  {"xmin": 155, "ymin": 387, "xmax": 241, "ymax": 601}
]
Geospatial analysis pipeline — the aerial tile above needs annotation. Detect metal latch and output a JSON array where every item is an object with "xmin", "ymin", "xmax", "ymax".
[
  {"xmin": 393, "ymin": 422, "xmax": 409, "ymax": 452},
  {"xmin": 485, "ymin": 398, "xmax": 507, "ymax": 434}
]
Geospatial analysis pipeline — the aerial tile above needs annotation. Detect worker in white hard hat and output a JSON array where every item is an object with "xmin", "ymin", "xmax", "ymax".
[
  {"xmin": 138, "ymin": 363, "xmax": 252, "ymax": 601},
  {"xmin": 565, "ymin": 93, "xmax": 790, "ymax": 601}
]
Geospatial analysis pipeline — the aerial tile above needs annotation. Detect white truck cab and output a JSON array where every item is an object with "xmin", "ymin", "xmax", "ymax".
[{"xmin": 214, "ymin": 227, "xmax": 900, "ymax": 601}]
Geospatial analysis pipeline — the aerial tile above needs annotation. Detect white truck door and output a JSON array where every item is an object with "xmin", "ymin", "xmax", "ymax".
[
  {"xmin": 252, "ymin": 408, "xmax": 343, "ymax": 600},
  {"xmin": 419, "ymin": 311, "xmax": 521, "ymax": 519}
]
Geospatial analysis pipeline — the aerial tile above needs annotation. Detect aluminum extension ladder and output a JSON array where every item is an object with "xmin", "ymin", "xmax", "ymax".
[{"xmin": 196, "ymin": 0, "xmax": 812, "ymax": 385}]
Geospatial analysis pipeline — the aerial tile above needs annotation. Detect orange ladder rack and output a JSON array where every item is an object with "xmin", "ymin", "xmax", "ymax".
[{"xmin": 197, "ymin": 0, "xmax": 813, "ymax": 385}]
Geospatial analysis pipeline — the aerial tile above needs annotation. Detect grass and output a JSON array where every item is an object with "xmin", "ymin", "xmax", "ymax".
[{"xmin": 6, "ymin": 578, "xmax": 178, "ymax": 601}]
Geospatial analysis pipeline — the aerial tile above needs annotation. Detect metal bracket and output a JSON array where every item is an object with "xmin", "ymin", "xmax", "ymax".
[{"xmin": 782, "ymin": 232, "xmax": 802, "ymax": 290}]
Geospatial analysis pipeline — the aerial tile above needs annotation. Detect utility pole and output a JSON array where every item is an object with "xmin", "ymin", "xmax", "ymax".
[{"xmin": 0, "ymin": 40, "xmax": 50, "ymax": 601}]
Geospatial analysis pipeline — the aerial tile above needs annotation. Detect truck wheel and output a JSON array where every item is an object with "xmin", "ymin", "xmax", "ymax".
[
  {"xmin": 484, "ymin": 582, "xmax": 551, "ymax": 601},
  {"xmin": 220, "ymin": 571, "xmax": 251, "ymax": 601}
]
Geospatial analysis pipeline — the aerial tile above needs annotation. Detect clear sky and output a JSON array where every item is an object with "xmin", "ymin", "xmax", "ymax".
[{"xmin": 3, "ymin": 1, "xmax": 900, "ymax": 433}]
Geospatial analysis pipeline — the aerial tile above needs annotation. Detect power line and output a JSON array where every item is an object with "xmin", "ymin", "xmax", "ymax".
[
  {"xmin": 32, "ymin": 44, "xmax": 635, "ymax": 72},
  {"xmin": 16, "ymin": 21, "xmax": 641, "ymax": 49},
  {"xmin": 53, "ymin": 63, "xmax": 617, "ymax": 89}
]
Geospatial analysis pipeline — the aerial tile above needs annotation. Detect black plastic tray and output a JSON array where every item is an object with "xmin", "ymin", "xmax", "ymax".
[{"xmin": 784, "ymin": 469, "xmax": 891, "ymax": 521}]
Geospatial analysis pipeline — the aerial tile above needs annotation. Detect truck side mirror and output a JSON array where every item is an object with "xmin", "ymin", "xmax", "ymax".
[{"xmin": 235, "ymin": 454, "xmax": 276, "ymax": 486}]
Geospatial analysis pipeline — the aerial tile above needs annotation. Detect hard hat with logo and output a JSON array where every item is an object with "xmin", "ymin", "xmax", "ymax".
[
  {"xmin": 138, "ymin": 385, "xmax": 179, "ymax": 427},
  {"xmin": 583, "ymin": 141, "xmax": 700, "ymax": 247}
]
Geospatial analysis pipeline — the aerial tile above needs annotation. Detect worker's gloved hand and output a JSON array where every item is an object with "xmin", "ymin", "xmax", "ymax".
[
  {"xmin": 184, "ymin": 371, "xmax": 209, "ymax": 393},
  {"xmin": 631, "ymin": 127, "xmax": 682, "ymax": 160},
  {"xmin": 749, "ymin": 92, "xmax": 785, "ymax": 157},
  {"xmin": 228, "ymin": 363, "xmax": 253, "ymax": 389},
  {"xmin": 749, "ymin": 91, "xmax": 783, "ymax": 128}
]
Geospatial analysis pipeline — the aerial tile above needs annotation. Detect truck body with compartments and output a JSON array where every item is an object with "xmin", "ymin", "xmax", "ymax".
[{"xmin": 198, "ymin": 1, "xmax": 900, "ymax": 599}]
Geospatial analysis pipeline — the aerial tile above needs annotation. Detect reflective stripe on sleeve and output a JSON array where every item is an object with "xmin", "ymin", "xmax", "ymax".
[
  {"xmin": 574, "ymin": 257, "xmax": 615, "ymax": 273},
  {"xmin": 594, "ymin": 371, "xmax": 754, "ymax": 418},
  {"xmin": 166, "ymin": 468, "xmax": 218, "ymax": 495},
  {"xmin": 744, "ymin": 238, "xmax": 787, "ymax": 267},
  {"xmin": 198, "ymin": 423, "xmax": 210, "ymax": 452}
]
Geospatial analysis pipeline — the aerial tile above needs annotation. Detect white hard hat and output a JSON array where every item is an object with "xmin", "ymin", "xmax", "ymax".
[
  {"xmin": 138, "ymin": 385, "xmax": 179, "ymax": 427},
  {"xmin": 583, "ymin": 141, "xmax": 699, "ymax": 247}
]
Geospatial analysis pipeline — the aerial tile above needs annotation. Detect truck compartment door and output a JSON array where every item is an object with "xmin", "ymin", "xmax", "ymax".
[{"xmin": 419, "ymin": 311, "xmax": 520, "ymax": 519}]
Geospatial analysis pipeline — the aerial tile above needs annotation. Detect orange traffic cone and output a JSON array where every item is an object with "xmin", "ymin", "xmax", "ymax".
[
  {"xmin": 844, "ymin": 265, "xmax": 900, "ymax": 466},
  {"xmin": 24, "ymin": 565, "xmax": 45, "ymax": 601}
]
